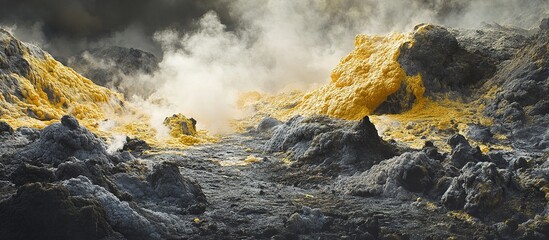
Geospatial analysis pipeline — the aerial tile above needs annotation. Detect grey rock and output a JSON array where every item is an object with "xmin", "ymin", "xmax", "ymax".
[
  {"xmin": 63, "ymin": 176, "xmax": 159, "ymax": 240},
  {"xmin": 398, "ymin": 24, "xmax": 496, "ymax": 97},
  {"xmin": 0, "ymin": 182, "xmax": 123, "ymax": 240},
  {"xmin": 146, "ymin": 161, "xmax": 206, "ymax": 208},
  {"xmin": 340, "ymin": 152, "xmax": 444, "ymax": 199},
  {"xmin": 9, "ymin": 163, "xmax": 55, "ymax": 186},
  {"xmin": 0, "ymin": 121, "xmax": 13, "ymax": 135},
  {"xmin": 16, "ymin": 115, "xmax": 110, "ymax": 166},
  {"xmin": 441, "ymin": 162, "xmax": 506, "ymax": 215},
  {"xmin": 448, "ymin": 134, "xmax": 487, "ymax": 168},
  {"xmin": 265, "ymin": 115, "xmax": 396, "ymax": 172}
]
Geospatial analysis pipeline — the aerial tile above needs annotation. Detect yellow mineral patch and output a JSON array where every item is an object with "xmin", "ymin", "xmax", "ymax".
[
  {"xmin": 0, "ymin": 50, "xmax": 123, "ymax": 129},
  {"xmin": 295, "ymin": 32, "xmax": 424, "ymax": 120},
  {"xmin": 0, "ymin": 35, "xmax": 216, "ymax": 148},
  {"xmin": 244, "ymin": 155, "xmax": 262, "ymax": 163}
]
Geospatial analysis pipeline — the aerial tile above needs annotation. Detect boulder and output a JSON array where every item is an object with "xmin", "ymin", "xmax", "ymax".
[
  {"xmin": 340, "ymin": 152, "xmax": 445, "ymax": 198},
  {"xmin": 441, "ymin": 162, "xmax": 507, "ymax": 215},
  {"xmin": 146, "ymin": 161, "xmax": 206, "ymax": 208},
  {"xmin": 265, "ymin": 115, "xmax": 396, "ymax": 172},
  {"xmin": 16, "ymin": 115, "xmax": 110, "ymax": 166}
]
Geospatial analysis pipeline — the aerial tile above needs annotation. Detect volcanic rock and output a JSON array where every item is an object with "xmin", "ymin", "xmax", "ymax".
[
  {"xmin": 340, "ymin": 152, "xmax": 445, "ymax": 198},
  {"xmin": 0, "ymin": 182, "xmax": 122, "ymax": 240},
  {"xmin": 0, "ymin": 121, "xmax": 13, "ymax": 135},
  {"xmin": 398, "ymin": 24, "xmax": 497, "ymax": 96},
  {"xmin": 146, "ymin": 161, "xmax": 206, "ymax": 208},
  {"xmin": 448, "ymin": 134, "xmax": 488, "ymax": 168},
  {"xmin": 9, "ymin": 163, "xmax": 55, "ymax": 186},
  {"xmin": 265, "ymin": 115, "xmax": 396, "ymax": 172},
  {"xmin": 16, "ymin": 115, "xmax": 110, "ymax": 166},
  {"xmin": 63, "ymin": 176, "xmax": 158, "ymax": 240},
  {"xmin": 483, "ymin": 21, "xmax": 549, "ymax": 150},
  {"xmin": 441, "ymin": 162, "xmax": 507, "ymax": 215}
]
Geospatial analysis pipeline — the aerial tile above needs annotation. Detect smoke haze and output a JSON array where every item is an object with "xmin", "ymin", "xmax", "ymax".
[{"xmin": 1, "ymin": 0, "xmax": 547, "ymax": 133}]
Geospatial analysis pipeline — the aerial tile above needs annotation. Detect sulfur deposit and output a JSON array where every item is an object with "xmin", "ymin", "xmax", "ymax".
[
  {"xmin": 296, "ymin": 32, "xmax": 424, "ymax": 119},
  {"xmin": 0, "ymin": 29, "xmax": 123, "ymax": 129}
]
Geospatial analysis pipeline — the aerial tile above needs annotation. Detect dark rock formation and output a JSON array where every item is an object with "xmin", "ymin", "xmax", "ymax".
[
  {"xmin": 441, "ymin": 162, "xmax": 507, "ymax": 215},
  {"xmin": 9, "ymin": 163, "xmax": 55, "ymax": 186},
  {"xmin": 16, "ymin": 115, "xmax": 110, "ymax": 166},
  {"xmin": 0, "ymin": 121, "xmax": 13, "ymax": 135},
  {"xmin": 56, "ymin": 158, "xmax": 130, "ymax": 201},
  {"xmin": 67, "ymin": 46, "xmax": 159, "ymax": 98},
  {"xmin": 147, "ymin": 161, "xmax": 206, "ymax": 208},
  {"xmin": 448, "ymin": 134, "xmax": 488, "ymax": 168},
  {"xmin": 399, "ymin": 24, "xmax": 497, "ymax": 97},
  {"xmin": 122, "ymin": 137, "xmax": 150, "ymax": 154},
  {"xmin": 0, "ymin": 183, "xmax": 122, "ymax": 240},
  {"xmin": 340, "ymin": 152, "xmax": 445, "ymax": 198},
  {"xmin": 62, "ymin": 176, "xmax": 158, "ymax": 240},
  {"xmin": 265, "ymin": 115, "xmax": 396, "ymax": 172}
]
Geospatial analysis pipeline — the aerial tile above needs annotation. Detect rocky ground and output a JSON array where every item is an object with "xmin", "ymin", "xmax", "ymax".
[{"xmin": 0, "ymin": 17, "xmax": 548, "ymax": 240}]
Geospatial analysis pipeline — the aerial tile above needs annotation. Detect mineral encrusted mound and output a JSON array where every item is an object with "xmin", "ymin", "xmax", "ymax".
[
  {"xmin": 0, "ymin": 29, "xmax": 121, "ymax": 126},
  {"xmin": 441, "ymin": 162, "xmax": 508, "ymax": 215},
  {"xmin": 340, "ymin": 152, "xmax": 445, "ymax": 199},
  {"xmin": 16, "ymin": 115, "xmax": 110, "ymax": 166},
  {"xmin": 67, "ymin": 46, "xmax": 159, "ymax": 98},
  {"xmin": 265, "ymin": 115, "xmax": 397, "ymax": 171},
  {"xmin": 146, "ymin": 161, "xmax": 206, "ymax": 208},
  {"xmin": 398, "ymin": 24, "xmax": 497, "ymax": 96},
  {"xmin": 0, "ymin": 182, "xmax": 122, "ymax": 240},
  {"xmin": 163, "ymin": 113, "xmax": 198, "ymax": 137}
]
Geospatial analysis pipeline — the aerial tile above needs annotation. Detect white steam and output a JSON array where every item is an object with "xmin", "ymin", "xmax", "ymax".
[{"xmin": 124, "ymin": 0, "xmax": 548, "ymax": 134}]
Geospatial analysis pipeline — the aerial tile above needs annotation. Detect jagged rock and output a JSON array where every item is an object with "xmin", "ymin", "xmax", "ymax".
[
  {"xmin": 286, "ymin": 207, "xmax": 329, "ymax": 234},
  {"xmin": 9, "ymin": 163, "xmax": 55, "ymax": 186},
  {"xmin": 340, "ymin": 152, "xmax": 445, "ymax": 198},
  {"xmin": 0, "ymin": 183, "xmax": 122, "ymax": 240},
  {"xmin": 147, "ymin": 162, "xmax": 206, "ymax": 208},
  {"xmin": 448, "ymin": 134, "xmax": 487, "ymax": 168},
  {"xmin": 55, "ymin": 158, "xmax": 130, "ymax": 201},
  {"xmin": 441, "ymin": 162, "xmax": 507, "ymax": 215},
  {"xmin": 0, "ymin": 121, "xmax": 13, "ymax": 135},
  {"xmin": 16, "ymin": 115, "xmax": 110, "ymax": 166},
  {"xmin": 67, "ymin": 46, "xmax": 159, "ymax": 98},
  {"xmin": 63, "ymin": 176, "xmax": 159, "ymax": 240},
  {"xmin": 398, "ymin": 24, "xmax": 497, "ymax": 96},
  {"xmin": 265, "ymin": 115, "xmax": 396, "ymax": 171}
]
